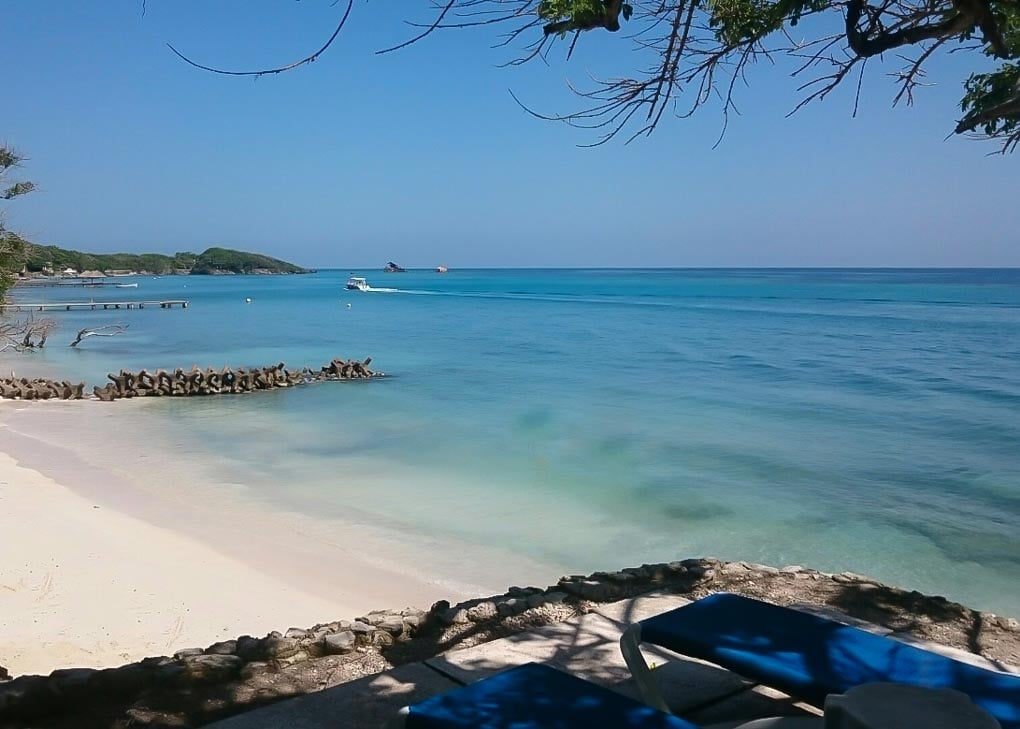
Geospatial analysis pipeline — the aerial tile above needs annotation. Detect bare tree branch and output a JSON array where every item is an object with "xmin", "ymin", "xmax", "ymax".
[
  {"xmin": 160, "ymin": 0, "xmax": 1020, "ymax": 149},
  {"xmin": 890, "ymin": 39, "xmax": 946, "ymax": 107},
  {"xmin": 377, "ymin": 0, "xmax": 458, "ymax": 54},
  {"xmin": 167, "ymin": 0, "xmax": 354, "ymax": 77},
  {"xmin": 846, "ymin": 0, "xmax": 973, "ymax": 57}
]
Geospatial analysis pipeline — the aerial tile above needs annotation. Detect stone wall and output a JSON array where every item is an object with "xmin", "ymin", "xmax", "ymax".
[{"xmin": 1, "ymin": 557, "xmax": 1017, "ymax": 727}]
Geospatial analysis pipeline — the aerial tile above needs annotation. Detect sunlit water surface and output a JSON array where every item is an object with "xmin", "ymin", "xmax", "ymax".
[{"xmin": 6, "ymin": 268, "xmax": 1019, "ymax": 613}]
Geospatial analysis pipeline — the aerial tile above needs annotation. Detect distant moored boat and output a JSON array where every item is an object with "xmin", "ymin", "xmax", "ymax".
[{"xmin": 436, "ymin": 266, "xmax": 448, "ymax": 273}]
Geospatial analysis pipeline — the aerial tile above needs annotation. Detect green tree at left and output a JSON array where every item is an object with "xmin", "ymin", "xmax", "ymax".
[{"xmin": 0, "ymin": 146, "xmax": 35, "ymax": 299}]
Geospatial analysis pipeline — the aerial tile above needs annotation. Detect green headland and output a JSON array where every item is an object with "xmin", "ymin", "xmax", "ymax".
[{"xmin": 22, "ymin": 244, "xmax": 310, "ymax": 276}]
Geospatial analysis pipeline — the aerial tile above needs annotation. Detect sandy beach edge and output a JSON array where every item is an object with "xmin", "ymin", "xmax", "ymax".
[{"xmin": 0, "ymin": 402, "xmax": 513, "ymax": 677}]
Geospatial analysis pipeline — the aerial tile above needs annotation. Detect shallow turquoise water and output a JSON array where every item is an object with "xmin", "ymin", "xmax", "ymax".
[{"xmin": 11, "ymin": 269, "xmax": 1020, "ymax": 613}]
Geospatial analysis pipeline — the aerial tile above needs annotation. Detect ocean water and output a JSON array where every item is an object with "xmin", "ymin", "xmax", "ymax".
[{"xmin": 6, "ymin": 268, "xmax": 1020, "ymax": 614}]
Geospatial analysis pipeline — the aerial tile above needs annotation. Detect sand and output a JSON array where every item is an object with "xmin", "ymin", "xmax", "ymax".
[
  {"xmin": 0, "ymin": 449, "xmax": 361, "ymax": 676},
  {"xmin": 0, "ymin": 407, "xmax": 496, "ymax": 678}
]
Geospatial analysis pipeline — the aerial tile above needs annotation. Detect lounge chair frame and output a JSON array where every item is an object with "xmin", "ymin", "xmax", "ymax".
[
  {"xmin": 618, "ymin": 592, "xmax": 1019, "ymax": 729},
  {"xmin": 621, "ymin": 622, "xmax": 673, "ymax": 713}
]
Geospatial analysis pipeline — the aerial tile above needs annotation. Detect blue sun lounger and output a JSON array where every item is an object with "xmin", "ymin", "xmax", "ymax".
[
  {"xmin": 620, "ymin": 592, "xmax": 1020, "ymax": 729},
  {"xmin": 390, "ymin": 662, "xmax": 699, "ymax": 729}
]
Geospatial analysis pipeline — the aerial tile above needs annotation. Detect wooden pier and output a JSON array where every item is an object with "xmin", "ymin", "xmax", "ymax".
[
  {"xmin": 0, "ymin": 300, "xmax": 189, "ymax": 312},
  {"xmin": 16, "ymin": 280, "xmax": 115, "ymax": 288}
]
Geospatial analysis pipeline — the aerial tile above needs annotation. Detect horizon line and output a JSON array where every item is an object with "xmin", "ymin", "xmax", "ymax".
[{"xmin": 309, "ymin": 265, "xmax": 1020, "ymax": 271}]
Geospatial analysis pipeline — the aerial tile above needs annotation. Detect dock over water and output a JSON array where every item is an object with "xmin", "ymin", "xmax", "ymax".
[
  {"xmin": 0, "ymin": 300, "xmax": 189, "ymax": 312},
  {"xmin": 16, "ymin": 281, "xmax": 118, "ymax": 288}
]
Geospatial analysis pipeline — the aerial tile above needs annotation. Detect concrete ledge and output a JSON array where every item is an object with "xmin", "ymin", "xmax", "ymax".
[
  {"xmin": 207, "ymin": 663, "xmax": 459, "ymax": 729},
  {"xmin": 683, "ymin": 684, "xmax": 822, "ymax": 726},
  {"xmin": 594, "ymin": 591, "xmax": 693, "ymax": 624},
  {"xmin": 427, "ymin": 597, "xmax": 751, "ymax": 714}
]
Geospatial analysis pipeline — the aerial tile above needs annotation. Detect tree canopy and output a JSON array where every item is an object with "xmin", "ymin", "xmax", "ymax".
[
  {"xmin": 0, "ymin": 146, "xmax": 34, "ymax": 299},
  {"xmin": 170, "ymin": 0, "xmax": 1020, "ymax": 152}
]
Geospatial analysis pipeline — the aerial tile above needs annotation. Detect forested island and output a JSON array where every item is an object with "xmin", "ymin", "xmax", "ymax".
[{"xmin": 22, "ymin": 245, "xmax": 310, "ymax": 276}]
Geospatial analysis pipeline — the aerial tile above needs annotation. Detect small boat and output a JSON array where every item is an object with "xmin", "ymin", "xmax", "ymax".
[
  {"xmin": 345, "ymin": 276, "xmax": 370, "ymax": 291},
  {"xmin": 435, "ymin": 266, "xmax": 448, "ymax": 273},
  {"xmin": 115, "ymin": 283, "xmax": 139, "ymax": 288}
]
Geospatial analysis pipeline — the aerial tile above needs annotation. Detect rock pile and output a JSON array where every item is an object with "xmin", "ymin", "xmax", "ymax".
[
  {"xmin": 0, "ymin": 607, "xmax": 425, "ymax": 722},
  {"xmin": 430, "ymin": 559, "xmax": 718, "ymax": 628},
  {"xmin": 91, "ymin": 357, "xmax": 378, "ymax": 401},
  {"xmin": 318, "ymin": 357, "xmax": 376, "ymax": 380},
  {"xmin": 0, "ymin": 378, "xmax": 85, "ymax": 400}
]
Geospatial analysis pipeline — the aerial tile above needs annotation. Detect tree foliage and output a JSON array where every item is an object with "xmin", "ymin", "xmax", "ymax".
[
  {"xmin": 187, "ymin": 247, "xmax": 310, "ymax": 274},
  {"xmin": 169, "ymin": 0, "xmax": 1020, "ymax": 151},
  {"xmin": 0, "ymin": 146, "xmax": 34, "ymax": 299}
]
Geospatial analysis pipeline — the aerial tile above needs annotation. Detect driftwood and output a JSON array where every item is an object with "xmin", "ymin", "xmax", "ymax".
[
  {"xmin": 69, "ymin": 324, "xmax": 128, "ymax": 347},
  {"xmin": 90, "ymin": 357, "xmax": 379, "ymax": 402},
  {"xmin": 0, "ymin": 315, "xmax": 57, "ymax": 352}
]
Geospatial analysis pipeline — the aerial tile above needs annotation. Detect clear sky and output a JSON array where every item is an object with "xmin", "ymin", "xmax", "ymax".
[{"xmin": 3, "ymin": 1, "xmax": 1018, "ymax": 267}]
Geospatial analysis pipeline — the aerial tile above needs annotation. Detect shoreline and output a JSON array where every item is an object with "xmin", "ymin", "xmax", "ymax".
[
  {"xmin": 1, "ymin": 348, "xmax": 1017, "ymax": 678},
  {"xmin": 0, "ymin": 402, "xmax": 558, "ymax": 677},
  {"xmin": 0, "ymin": 448, "xmax": 347, "ymax": 676}
]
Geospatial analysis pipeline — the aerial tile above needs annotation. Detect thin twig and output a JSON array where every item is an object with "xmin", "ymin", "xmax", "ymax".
[{"xmin": 167, "ymin": 0, "xmax": 354, "ymax": 77}]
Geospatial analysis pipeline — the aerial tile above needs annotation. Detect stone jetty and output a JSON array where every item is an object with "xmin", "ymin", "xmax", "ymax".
[
  {"xmin": 91, "ymin": 357, "xmax": 379, "ymax": 401},
  {"xmin": 0, "ymin": 377, "xmax": 85, "ymax": 400},
  {"xmin": 0, "ymin": 358, "xmax": 379, "ymax": 402}
]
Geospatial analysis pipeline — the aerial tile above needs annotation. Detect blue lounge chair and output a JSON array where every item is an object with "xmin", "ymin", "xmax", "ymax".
[
  {"xmin": 620, "ymin": 592, "xmax": 1020, "ymax": 729},
  {"xmin": 391, "ymin": 662, "xmax": 700, "ymax": 728}
]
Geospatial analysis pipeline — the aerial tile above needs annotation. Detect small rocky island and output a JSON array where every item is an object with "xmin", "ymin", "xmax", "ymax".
[{"xmin": 21, "ymin": 245, "xmax": 311, "ymax": 276}]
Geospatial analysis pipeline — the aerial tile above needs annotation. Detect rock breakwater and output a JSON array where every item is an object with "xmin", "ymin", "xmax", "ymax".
[
  {"xmin": 94, "ymin": 357, "xmax": 379, "ymax": 401},
  {"xmin": 0, "ymin": 358, "xmax": 379, "ymax": 402},
  {"xmin": 0, "ymin": 378, "xmax": 85, "ymax": 401}
]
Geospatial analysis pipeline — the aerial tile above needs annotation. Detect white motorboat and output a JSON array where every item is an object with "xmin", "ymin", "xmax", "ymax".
[
  {"xmin": 115, "ymin": 283, "xmax": 139, "ymax": 288},
  {"xmin": 345, "ymin": 276, "xmax": 370, "ymax": 291}
]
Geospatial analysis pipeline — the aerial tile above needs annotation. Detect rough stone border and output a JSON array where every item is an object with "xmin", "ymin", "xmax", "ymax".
[{"xmin": 1, "ymin": 557, "xmax": 1016, "ymax": 723}]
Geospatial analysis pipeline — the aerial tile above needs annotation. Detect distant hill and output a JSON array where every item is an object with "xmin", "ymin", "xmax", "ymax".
[{"xmin": 23, "ymin": 245, "xmax": 310, "ymax": 275}]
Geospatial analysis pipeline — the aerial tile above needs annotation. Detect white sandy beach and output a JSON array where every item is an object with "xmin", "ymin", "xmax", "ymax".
[
  {"xmin": 0, "ymin": 401, "xmax": 547, "ymax": 678},
  {"xmin": 0, "ymin": 449, "xmax": 363, "ymax": 676}
]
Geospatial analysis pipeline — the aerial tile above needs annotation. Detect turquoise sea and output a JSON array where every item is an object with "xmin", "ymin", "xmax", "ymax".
[{"xmin": 6, "ymin": 269, "xmax": 1020, "ymax": 614}]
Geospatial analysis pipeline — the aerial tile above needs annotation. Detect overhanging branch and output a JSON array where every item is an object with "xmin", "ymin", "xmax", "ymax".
[
  {"xmin": 167, "ymin": 0, "xmax": 353, "ymax": 77},
  {"xmin": 955, "ymin": 94, "xmax": 1020, "ymax": 133},
  {"xmin": 845, "ymin": 0, "xmax": 972, "ymax": 57}
]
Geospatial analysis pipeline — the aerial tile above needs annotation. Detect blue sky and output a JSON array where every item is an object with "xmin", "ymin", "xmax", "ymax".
[{"xmin": 3, "ymin": 1, "xmax": 1018, "ymax": 267}]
